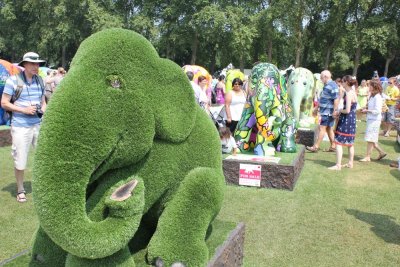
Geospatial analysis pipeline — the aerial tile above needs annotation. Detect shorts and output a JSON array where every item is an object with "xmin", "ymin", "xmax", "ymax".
[
  {"xmin": 382, "ymin": 105, "xmax": 395, "ymax": 124},
  {"xmin": 11, "ymin": 125, "xmax": 40, "ymax": 170},
  {"xmin": 320, "ymin": 115, "xmax": 335, "ymax": 127}
]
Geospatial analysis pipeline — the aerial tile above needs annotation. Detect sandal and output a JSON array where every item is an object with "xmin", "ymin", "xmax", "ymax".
[
  {"xmin": 328, "ymin": 165, "xmax": 341, "ymax": 171},
  {"xmin": 341, "ymin": 163, "xmax": 353, "ymax": 168},
  {"xmin": 306, "ymin": 146, "xmax": 320, "ymax": 153},
  {"xmin": 377, "ymin": 153, "xmax": 387, "ymax": 161},
  {"xmin": 323, "ymin": 147, "xmax": 336, "ymax": 152},
  {"xmin": 359, "ymin": 158, "xmax": 371, "ymax": 162},
  {"xmin": 16, "ymin": 191, "xmax": 27, "ymax": 203},
  {"xmin": 390, "ymin": 161, "xmax": 399, "ymax": 168}
]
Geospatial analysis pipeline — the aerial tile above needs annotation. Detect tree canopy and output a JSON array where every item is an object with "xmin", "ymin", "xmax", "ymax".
[{"xmin": 0, "ymin": 0, "xmax": 399, "ymax": 80}]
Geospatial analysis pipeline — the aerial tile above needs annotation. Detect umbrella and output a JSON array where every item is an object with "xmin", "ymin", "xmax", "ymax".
[{"xmin": 0, "ymin": 59, "xmax": 21, "ymax": 125}]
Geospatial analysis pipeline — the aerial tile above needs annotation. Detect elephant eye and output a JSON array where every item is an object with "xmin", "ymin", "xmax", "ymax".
[
  {"xmin": 303, "ymin": 82, "xmax": 307, "ymax": 85},
  {"xmin": 291, "ymin": 81, "xmax": 294, "ymax": 84},
  {"xmin": 106, "ymin": 75, "xmax": 124, "ymax": 90}
]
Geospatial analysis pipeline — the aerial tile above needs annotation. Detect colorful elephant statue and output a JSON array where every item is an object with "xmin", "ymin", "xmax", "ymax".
[
  {"xmin": 234, "ymin": 63, "xmax": 297, "ymax": 156},
  {"xmin": 287, "ymin": 67, "xmax": 316, "ymax": 127},
  {"xmin": 29, "ymin": 29, "xmax": 225, "ymax": 267}
]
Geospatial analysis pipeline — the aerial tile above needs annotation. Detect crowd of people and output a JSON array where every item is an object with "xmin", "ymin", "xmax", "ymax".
[
  {"xmin": 3, "ymin": 50, "xmax": 400, "ymax": 202},
  {"xmin": 186, "ymin": 67, "xmax": 400, "ymax": 168},
  {"xmin": 306, "ymin": 70, "xmax": 400, "ymax": 171}
]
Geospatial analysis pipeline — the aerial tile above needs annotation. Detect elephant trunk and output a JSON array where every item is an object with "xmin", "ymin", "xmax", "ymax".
[
  {"xmin": 290, "ymin": 88, "xmax": 302, "ymax": 122},
  {"xmin": 33, "ymin": 152, "xmax": 144, "ymax": 259}
]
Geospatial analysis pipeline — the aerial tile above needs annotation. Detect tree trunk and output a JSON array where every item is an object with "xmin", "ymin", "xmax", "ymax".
[
  {"xmin": 323, "ymin": 43, "xmax": 334, "ymax": 70},
  {"xmin": 190, "ymin": 32, "xmax": 198, "ymax": 65},
  {"xmin": 239, "ymin": 54, "xmax": 244, "ymax": 72},
  {"xmin": 267, "ymin": 40, "xmax": 273, "ymax": 62},
  {"xmin": 295, "ymin": 47, "xmax": 301, "ymax": 68},
  {"xmin": 295, "ymin": 30, "xmax": 302, "ymax": 67},
  {"xmin": 352, "ymin": 46, "xmax": 361, "ymax": 77},
  {"xmin": 61, "ymin": 45, "xmax": 67, "ymax": 68},
  {"xmin": 384, "ymin": 56, "xmax": 394, "ymax": 77},
  {"xmin": 209, "ymin": 47, "xmax": 217, "ymax": 74}
]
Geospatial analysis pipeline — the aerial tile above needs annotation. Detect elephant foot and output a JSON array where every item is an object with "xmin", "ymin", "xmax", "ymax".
[
  {"xmin": 110, "ymin": 179, "xmax": 138, "ymax": 201},
  {"xmin": 254, "ymin": 144, "xmax": 275, "ymax": 156},
  {"xmin": 153, "ymin": 257, "xmax": 186, "ymax": 267},
  {"xmin": 147, "ymin": 241, "xmax": 207, "ymax": 267}
]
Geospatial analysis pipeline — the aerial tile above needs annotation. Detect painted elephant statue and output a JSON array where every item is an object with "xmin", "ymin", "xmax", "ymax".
[
  {"xmin": 29, "ymin": 28, "xmax": 225, "ymax": 267},
  {"xmin": 234, "ymin": 63, "xmax": 297, "ymax": 156},
  {"xmin": 287, "ymin": 67, "xmax": 316, "ymax": 127}
]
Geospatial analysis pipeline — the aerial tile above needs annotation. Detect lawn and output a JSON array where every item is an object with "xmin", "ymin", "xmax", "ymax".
[{"xmin": 1, "ymin": 121, "xmax": 400, "ymax": 266}]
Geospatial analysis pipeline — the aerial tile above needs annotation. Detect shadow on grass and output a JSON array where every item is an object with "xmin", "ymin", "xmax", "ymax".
[
  {"xmin": 379, "ymin": 139, "xmax": 400, "ymax": 153},
  {"xmin": 306, "ymin": 158, "xmax": 333, "ymax": 168},
  {"xmin": 1, "ymin": 181, "xmax": 32, "ymax": 196},
  {"xmin": 389, "ymin": 169, "xmax": 400, "ymax": 181},
  {"xmin": 346, "ymin": 209, "xmax": 400, "ymax": 245}
]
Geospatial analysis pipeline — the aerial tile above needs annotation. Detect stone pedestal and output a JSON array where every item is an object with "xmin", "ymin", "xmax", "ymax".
[
  {"xmin": 208, "ymin": 223, "xmax": 245, "ymax": 267},
  {"xmin": 2, "ymin": 222, "xmax": 245, "ymax": 267},
  {"xmin": 295, "ymin": 125, "xmax": 318, "ymax": 147},
  {"xmin": 0, "ymin": 126, "xmax": 12, "ymax": 147},
  {"xmin": 223, "ymin": 146, "xmax": 305, "ymax": 191}
]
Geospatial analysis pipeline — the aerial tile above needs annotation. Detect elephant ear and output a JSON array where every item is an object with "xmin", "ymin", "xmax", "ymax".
[{"xmin": 150, "ymin": 58, "xmax": 197, "ymax": 143}]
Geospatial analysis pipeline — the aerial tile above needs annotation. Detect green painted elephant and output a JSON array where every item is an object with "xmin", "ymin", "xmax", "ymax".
[
  {"xmin": 29, "ymin": 29, "xmax": 225, "ymax": 267},
  {"xmin": 287, "ymin": 67, "xmax": 316, "ymax": 127},
  {"xmin": 234, "ymin": 63, "xmax": 297, "ymax": 156}
]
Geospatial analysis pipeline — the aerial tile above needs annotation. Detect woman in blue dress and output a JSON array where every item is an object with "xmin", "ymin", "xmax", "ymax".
[{"xmin": 328, "ymin": 75, "xmax": 358, "ymax": 170}]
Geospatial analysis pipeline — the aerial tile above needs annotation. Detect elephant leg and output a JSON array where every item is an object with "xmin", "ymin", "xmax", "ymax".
[
  {"xmin": 254, "ymin": 131, "xmax": 275, "ymax": 156},
  {"xmin": 29, "ymin": 226, "xmax": 67, "ymax": 267},
  {"xmin": 146, "ymin": 167, "xmax": 225, "ymax": 266},
  {"xmin": 234, "ymin": 104, "xmax": 256, "ymax": 153},
  {"xmin": 65, "ymin": 246, "xmax": 135, "ymax": 267},
  {"xmin": 278, "ymin": 117, "xmax": 297, "ymax": 153}
]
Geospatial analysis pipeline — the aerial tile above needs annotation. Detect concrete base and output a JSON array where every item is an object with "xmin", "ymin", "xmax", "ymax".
[
  {"xmin": 0, "ymin": 127, "xmax": 12, "ymax": 147},
  {"xmin": 296, "ymin": 125, "xmax": 318, "ymax": 147},
  {"xmin": 223, "ymin": 146, "xmax": 305, "ymax": 191},
  {"xmin": 208, "ymin": 223, "xmax": 245, "ymax": 267},
  {"xmin": 2, "ymin": 222, "xmax": 245, "ymax": 267}
]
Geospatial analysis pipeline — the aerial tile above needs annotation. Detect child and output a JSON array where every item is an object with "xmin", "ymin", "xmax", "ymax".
[{"xmin": 219, "ymin": 127, "xmax": 237, "ymax": 155}]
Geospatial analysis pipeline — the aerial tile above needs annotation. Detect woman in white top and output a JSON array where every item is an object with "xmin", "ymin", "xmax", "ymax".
[
  {"xmin": 360, "ymin": 80, "xmax": 387, "ymax": 162},
  {"xmin": 225, "ymin": 78, "xmax": 246, "ymax": 133},
  {"xmin": 197, "ymin": 75, "xmax": 210, "ymax": 112}
]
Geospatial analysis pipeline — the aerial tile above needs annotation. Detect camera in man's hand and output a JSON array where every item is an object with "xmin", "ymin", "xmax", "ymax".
[{"xmin": 35, "ymin": 104, "xmax": 44, "ymax": 118}]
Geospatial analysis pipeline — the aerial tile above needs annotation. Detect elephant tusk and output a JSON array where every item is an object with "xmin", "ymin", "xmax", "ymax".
[{"xmin": 110, "ymin": 179, "xmax": 138, "ymax": 201}]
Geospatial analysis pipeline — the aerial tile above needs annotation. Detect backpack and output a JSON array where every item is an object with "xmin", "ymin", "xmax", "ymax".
[{"xmin": 1, "ymin": 72, "xmax": 44, "ymax": 125}]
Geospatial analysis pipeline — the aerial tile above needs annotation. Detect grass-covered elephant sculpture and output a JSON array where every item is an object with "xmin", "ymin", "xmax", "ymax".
[
  {"xmin": 287, "ymin": 67, "xmax": 316, "ymax": 127},
  {"xmin": 234, "ymin": 63, "xmax": 297, "ymax": 156},
  {"xmin": 29, "ymin": 28, "xmax": 225, "ymax": 267}
]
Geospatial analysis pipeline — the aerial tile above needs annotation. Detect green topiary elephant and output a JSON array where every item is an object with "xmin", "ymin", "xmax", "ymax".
[{"xmin": 29, "ymin": 28, "xmax": 225, "ymax": 267}]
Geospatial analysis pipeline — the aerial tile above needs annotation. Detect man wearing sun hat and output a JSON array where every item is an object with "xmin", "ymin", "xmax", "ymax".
[{"xmin": 1, "ymin": 52, "xmax": 47, "ymax": 203}]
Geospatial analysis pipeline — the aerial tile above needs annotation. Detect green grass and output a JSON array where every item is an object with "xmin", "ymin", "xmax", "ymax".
[{"xmin": 2, "ymin": 121, "xmax": 400, "ymax": 266}]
